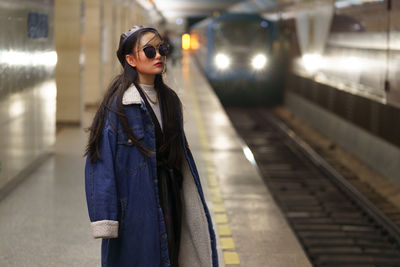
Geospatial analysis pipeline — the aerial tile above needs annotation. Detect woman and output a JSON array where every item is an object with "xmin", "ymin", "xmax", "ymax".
[{"xmin": 84, "ymin": 26, "xmax": 218, "ymax": 267}]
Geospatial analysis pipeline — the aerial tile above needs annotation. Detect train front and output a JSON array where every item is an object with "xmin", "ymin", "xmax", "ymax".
[
  {"xmin": 210, "ymin": 15, "xmax": 272, "ymax": 83},
  {"xmin": 192, "ymin": 13, "xmax": 282, "ymax": 106}
]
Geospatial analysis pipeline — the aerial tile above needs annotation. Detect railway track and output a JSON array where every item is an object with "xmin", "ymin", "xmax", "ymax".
[{"xmin": 226, "ymin": 107, "xmax": 400, "ymax": 267}]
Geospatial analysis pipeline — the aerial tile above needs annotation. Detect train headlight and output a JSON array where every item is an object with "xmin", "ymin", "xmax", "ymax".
[
  {"xmin": 215, "ymin": 53, "xmax": 230, "ymax": 70},
  {"xmin": 251, "ymin": 54, "xmax": 267, "ymax": 70}
]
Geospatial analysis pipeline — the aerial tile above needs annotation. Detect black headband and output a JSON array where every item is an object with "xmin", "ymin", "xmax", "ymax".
[{"xmin": 116, "ymin": 26, "xmax": 155, "ymax": 66}]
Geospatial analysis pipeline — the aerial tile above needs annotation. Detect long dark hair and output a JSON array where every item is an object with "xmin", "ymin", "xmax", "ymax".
[{"xmin": 84, "ymin": 27, "xmax": 184, "ymax": 170}]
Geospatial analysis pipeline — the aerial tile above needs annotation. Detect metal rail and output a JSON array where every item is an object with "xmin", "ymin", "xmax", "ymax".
[{"xmin": 265, "ymin": 112, "xmax": 400, "ymax": 246}]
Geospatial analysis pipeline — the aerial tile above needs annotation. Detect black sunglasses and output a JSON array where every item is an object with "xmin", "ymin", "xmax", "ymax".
[{"xmin": 140, "ymin": 42, "xmax": 169, "ymax": 59}]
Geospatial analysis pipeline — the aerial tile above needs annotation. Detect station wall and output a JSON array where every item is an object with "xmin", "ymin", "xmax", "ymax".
[
  {"xmin": 0, "ymin": 0, "xmax": 56, "ymax": 197},
  {"xmin": 279, "ymin": 0, "xmax": 400, "ymax": 183}
]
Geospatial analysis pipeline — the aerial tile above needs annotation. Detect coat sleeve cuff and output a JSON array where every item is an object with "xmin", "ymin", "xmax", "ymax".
[{"xmin": 91, "ymin": 220, "xmax": 119, "ymax": 239}]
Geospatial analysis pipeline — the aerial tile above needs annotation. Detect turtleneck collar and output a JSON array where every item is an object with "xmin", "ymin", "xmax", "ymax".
[{"xmin": 139, "ymin": 83, "xmax": 155, "ymax": 93}]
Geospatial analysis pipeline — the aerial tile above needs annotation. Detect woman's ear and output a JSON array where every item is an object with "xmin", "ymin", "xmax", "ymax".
[{"xmin": 125, "ymin": 54, "xmax": 136, "ymax": 67}]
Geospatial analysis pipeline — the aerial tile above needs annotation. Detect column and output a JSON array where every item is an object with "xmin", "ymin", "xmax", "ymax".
[{"xmin": 55, "ymin": 0, "xmax": 82, "ymax": 126}]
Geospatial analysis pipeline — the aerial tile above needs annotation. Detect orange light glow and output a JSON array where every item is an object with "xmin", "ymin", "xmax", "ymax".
[{"xmin": 190, "ymin": 34, "xmax": 199, "ymax": 50}]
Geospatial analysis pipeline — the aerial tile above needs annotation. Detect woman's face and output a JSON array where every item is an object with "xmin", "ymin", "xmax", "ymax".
[{"xmin": 128, "ymin": 32, "xmax": 165, "ymax": 76}]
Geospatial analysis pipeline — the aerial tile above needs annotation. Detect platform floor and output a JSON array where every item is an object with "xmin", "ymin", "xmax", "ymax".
[{"xmin": 0, "ymin": 54, "xmax": 311, "ymax": 266}]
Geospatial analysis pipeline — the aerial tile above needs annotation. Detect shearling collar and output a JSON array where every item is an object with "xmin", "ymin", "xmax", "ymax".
[{"xmin": 122, "ymin": 84, "xmax": 143, "ymax": 105}]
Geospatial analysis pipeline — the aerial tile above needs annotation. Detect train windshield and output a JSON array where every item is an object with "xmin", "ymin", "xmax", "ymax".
[{"xmin": 214, "ymin": 20, "xmax": 269, "ymax": 48}]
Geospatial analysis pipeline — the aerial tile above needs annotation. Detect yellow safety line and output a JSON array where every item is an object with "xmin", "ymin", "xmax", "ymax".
[{"xmin": 186, "ymin": 71, "xmax": 241, "ymax": 266}]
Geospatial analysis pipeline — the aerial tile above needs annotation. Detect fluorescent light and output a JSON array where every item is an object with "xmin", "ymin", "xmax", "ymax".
[{"xmin": 0, "ymin": 50, "xmax": 57, "ymax": 67}]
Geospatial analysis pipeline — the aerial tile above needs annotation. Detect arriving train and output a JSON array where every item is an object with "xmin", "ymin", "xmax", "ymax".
[{"xmin": 189, "ymin": 13, "xmax": 285, "ymax": 106}]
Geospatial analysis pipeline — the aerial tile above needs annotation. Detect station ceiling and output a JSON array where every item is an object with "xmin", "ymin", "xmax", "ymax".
[
  {"xmin": 150, "ymin": 0, "xmax": 243, "ymax": 18},
  {"xmin": 141, "ymin": 0, "xmax": 316, "ymax": 19}
]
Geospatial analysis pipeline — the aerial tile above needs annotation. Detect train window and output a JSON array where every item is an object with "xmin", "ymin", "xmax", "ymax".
[{"xmin": 214, "ymin": 20, "xmax": 269, "ymax": 48}]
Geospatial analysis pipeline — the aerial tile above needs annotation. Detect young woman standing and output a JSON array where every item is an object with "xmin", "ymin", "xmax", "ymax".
[{"xmin": 84, "ymin": 26, "xmax": 218, "ymax": 267}]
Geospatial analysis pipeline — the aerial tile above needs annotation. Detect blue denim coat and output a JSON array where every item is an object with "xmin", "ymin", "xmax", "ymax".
[{"xmin": 85, "ymin": 84, "xmax": 218, "ymax": 267}]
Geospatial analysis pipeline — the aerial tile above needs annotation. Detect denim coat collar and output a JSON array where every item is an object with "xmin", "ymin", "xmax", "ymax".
[{"xmin": 122, "ymin": 84, "xmax": 142, "ymax": 105}]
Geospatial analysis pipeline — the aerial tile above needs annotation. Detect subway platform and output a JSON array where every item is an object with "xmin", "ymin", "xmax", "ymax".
[{"xmin": 0, "ymin": 54, "xmax": 311, "ymax": 266}]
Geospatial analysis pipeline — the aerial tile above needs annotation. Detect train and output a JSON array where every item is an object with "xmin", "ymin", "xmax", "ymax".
[{"xmin": 189, "ymin": 13, "xmax": 285, "ymax": 106}]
